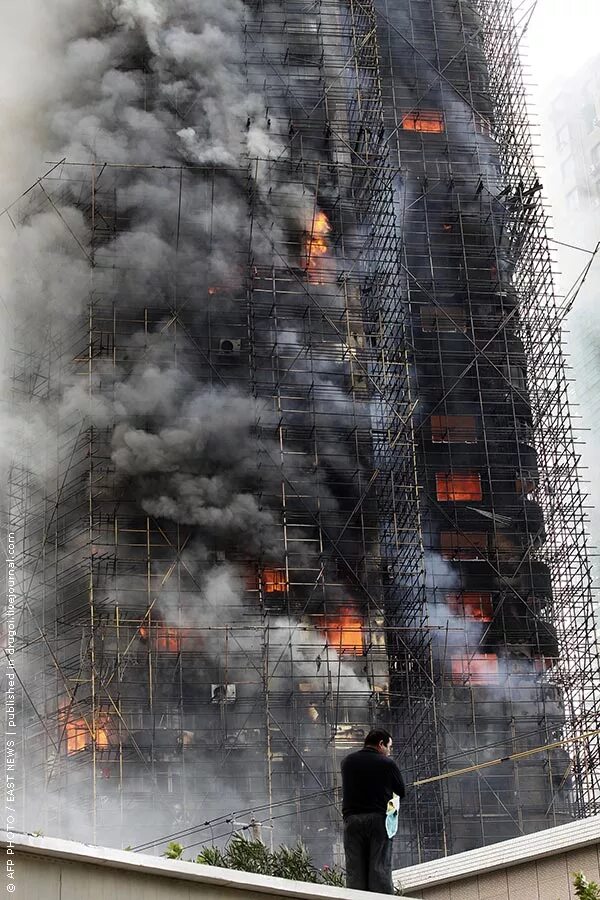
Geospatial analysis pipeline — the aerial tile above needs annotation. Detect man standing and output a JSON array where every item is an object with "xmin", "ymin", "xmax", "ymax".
[{"xmin": 341, "ymin": 729, "xmax": 405, "ymax": 894}]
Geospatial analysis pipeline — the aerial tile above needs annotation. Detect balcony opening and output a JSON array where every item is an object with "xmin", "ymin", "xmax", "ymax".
[
  {"xmin": 431, "ymin": 414, "xmax": 477, "ymax": 444},
  {"xmin": 451, "ymin": 653, "xmax": 499, "ymax": 685},
  {"xmin": 402, "ymin": 111, "xmax": 445, "ymax": 133},
  {"xmin": 516, "ymin": 472, "xmax": 537, "ymax": 496},
  {"xmin": 420, "ymin": 305, "xmax": 467, "ymax": 333},
  {"xmin": 314, "ymin": 609, "xmax": 363, "ymax": 655},
  {"xmin": 447, "ymin": 591, "xmax": 493, "ymax": 622},
  {"xmin": 436, "ymin": 472, "xmax": 482, "ymax": 502},
  {"xmin": 261, "ymin": 569, "xmax": 288, "ymax": 593},
  {"xmin": 440, "ymin": 531, "xmax": 487, "ymax": 561},
  {"xmin": 534, "ymin": 656, "xmax": 558, "ymax": 673}
]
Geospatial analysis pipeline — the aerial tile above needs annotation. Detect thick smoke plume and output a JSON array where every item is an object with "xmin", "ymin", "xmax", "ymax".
[{"xmin": 1, "ymin": 0, "xmax": 376, "ymax": 853}]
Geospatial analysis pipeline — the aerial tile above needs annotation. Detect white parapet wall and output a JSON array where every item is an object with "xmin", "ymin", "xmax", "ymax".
[
  {"xmin": 0, "ymin": 830, "xmax": 419, "ymax": 900},
  {"xmin": 4, "ymin": 818, "xmax": 600, "ymax": 900},
  {"xmin": 393, "ymin": 815, "xmax": 600, "ymax": 900}
]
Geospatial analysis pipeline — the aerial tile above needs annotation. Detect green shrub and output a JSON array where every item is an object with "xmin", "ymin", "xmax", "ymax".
[
  {"xmin": 176, "ymin": 833, "xmax": 344, "ymax": 885},
  {"xmin": 574, "ymin": 871, "xmax": 600, "ymax": 900},
  {"xmin": 162, "ymin": 841, "xmax": 184, "ymax": 860}
]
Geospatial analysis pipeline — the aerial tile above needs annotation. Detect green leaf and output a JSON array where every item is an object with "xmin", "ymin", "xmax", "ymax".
[
  {"xmin": 196, "ymin": 846, "xmax": 226, "ymax": 867},
  {"xmin": 163, "ymin": 841, "xmax": 184, "ymax": 860},
  {"xmin": 573, "ymin": 871, "xmax": 600, "ymax": 900}
]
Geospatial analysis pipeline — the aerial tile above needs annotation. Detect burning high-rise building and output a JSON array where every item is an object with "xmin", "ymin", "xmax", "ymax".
[{"xmin": 3, "ymin": 0, "xmax": 600, "ymax": 869}]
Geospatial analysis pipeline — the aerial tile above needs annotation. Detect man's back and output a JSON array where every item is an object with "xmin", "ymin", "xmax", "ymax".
[{"xmin": 341, "ymin": 746, "xmax": 405, "ymax": 818}]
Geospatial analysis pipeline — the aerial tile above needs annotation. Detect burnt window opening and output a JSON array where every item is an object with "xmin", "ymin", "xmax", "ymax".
[
  {"xmin": 261, "ymin": 569, "xmax": 288, "ymax": 593},
  {"xmin": 436, "ymin": 472, "xmax": 483, "ymax": 502},
  {"xmin": 515, "ymin": 471, "xmax": 537, "ymax": 497},
  {"xmin": 440, "ymin": 531, "xmax": 488, "ymax": 561},
  {"xmin": 504, "ymin": 363, "xmax": 526, "ymax": 391},
  {"xmin": 401, "ymin": 110, "xmax": 445, "ymax": 133},
  {"xmin": 516, "ymin": 418, "xmax": 534, "ymax": 447},
  {"xmin": 420, "ymin": 306, "xmax": 467, "ymax": 333},
  {"xmin": 451, "ymin": 653, "xmax": 499, "ymax": 685},
  {"xmin": 447, "ymin": 591, "xmax": 493, "ymax": 622},
  {"xmin": 431, "ymin": 414, "xmax": 477, "ymax": 444}
]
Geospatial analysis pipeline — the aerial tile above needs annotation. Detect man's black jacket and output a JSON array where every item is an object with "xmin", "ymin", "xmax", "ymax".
[{"xmin": 341, "ymin": 747, "xmax": 406, "ymax": 818}]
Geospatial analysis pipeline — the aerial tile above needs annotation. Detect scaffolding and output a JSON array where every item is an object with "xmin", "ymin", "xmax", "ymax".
[{"xmin": 5, "ymin": 0, "xmax": 600, "ymax": 871}]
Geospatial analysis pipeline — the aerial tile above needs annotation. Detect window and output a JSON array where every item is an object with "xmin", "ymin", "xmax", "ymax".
[
  {"xmin": 534, "ymin": 656, "xmax": 558, "ymax": 673},
  {"xmin": 504, "ymin": 363, "xmax": 526, "ymax": 391},
  {"xmin": 402, "ymin": 110, "xmax": 445, "ymax": 133},
  {"xmin": 261, "ymin": 569, "xmax": 288, "ymax": 593},
  {"xmin": 440, "ymin": 531, "xmax": 487, "ymax": 561},
  {"xmin": 447, "ymin": 592, "xmax": 493, "ymax": 622},
  {"xmin": 515, "ymin": 471, "xmax": 537, "ymax": 496},
  {"xmin": 474, "ymin": 113, "xmax": 493, "ymax": 137},
  {"xmin": 515, "ymin": 418, "xmax": 534, "ymax": 447},
  {"xmin": 313, "ymin": 610, "xmax": 364, "ymax": 654},
  {"xmin": 451, "ymin": 653, "xmax": 499, "ymax": 685},
  {"xmin": 431, "ymin": 414, "xmax": 477, "ymax": 443},
  {"xmin": 436, "ymin": 473, "xmax": 482, "ymax": 502},
  {"xmin": 420, "ymin": 306, "xmax": 467, "ymax": 332}
]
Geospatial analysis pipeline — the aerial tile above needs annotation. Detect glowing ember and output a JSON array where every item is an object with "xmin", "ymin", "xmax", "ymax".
[
  {"xmin": 451, "ymin": 653, "xmax": 499, "ymax": 685},
  {"xmin": 303, "ymin": 211, "xmax": 331, "ymax": 282}
]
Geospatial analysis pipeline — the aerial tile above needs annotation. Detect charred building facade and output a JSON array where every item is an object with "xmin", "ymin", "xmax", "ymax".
[{"xmin": 6, "ymin": 0, "xmax": 600, "ymax": 870}]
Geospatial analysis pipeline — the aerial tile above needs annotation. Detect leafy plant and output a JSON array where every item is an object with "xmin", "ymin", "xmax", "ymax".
[
  {"xmin": 574, "ymin": 872, "xmax": 600, "ymax": 900},
  {"xmin": 163, "ymin": 841, "xmax": 184, "ymax": 860},
  {"xmin": 195, "ymin": 845, "xmax": 226, "ymax": 867},
  {"xmin": 177, "ymin": 833, "xmax": 343, "ymax": 885}
]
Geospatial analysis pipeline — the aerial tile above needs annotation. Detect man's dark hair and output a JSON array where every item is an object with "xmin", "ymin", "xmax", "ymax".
[{"xmin": 364, "ymin": 729, "xmax": 392, "ymax": 748}]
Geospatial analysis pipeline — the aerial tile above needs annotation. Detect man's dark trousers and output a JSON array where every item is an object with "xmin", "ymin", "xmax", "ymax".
[{"xmin": 343, "ymin": 811, "xmax": 393, "ymax": 893}]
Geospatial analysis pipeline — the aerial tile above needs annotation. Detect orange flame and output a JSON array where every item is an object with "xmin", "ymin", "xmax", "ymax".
[
  {"xmin": 62, "ymin": 710, "xmax": 112, "ymax": 755},
  {"xmin": 317, "ymin": 608, "xmax": 363, "ymax": 654},
  {"xmin": 139, "ymin": 619, "xmax": 201, "ymax": 653},
  {"xmin": 262, "ymin": 568, "xmax": 288, "ymax": 593},
  {"xmin": 447, "ymin": 592, "xmax": 493, "ymax": 623},
  {"xmin": 95, "ymin": 727, "xmax": 109, "ymax": 749},
  {"xmin": 451, "ymin": 653, "xmax": 498, "ymax": 685},
  {"xmin": 304, "ymin": 211, "xmax": 331, "ymax": 283},
  {"xmin": 436, "ymin": 472, "xmax": 482, "ymax": 502},
  {"xmin": 402, "ymin": 111, "xmax": 445, "ymax": 133},
  {"xmin": 155, "ymin": 625, "xmax": 181, "ymax": 653}
]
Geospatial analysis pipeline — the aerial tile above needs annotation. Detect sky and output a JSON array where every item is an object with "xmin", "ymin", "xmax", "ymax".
[
  {"xmin": 525, "ymin": 1, "xmax": 600, "ymax": 599},
  {"xmin": 526, "ymin": 0, "xmax": 600, "ymax": 92}
]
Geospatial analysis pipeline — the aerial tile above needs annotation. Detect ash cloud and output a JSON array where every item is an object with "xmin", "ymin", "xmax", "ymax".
[{"xmin": 1, "ymin": 0, "xmax": 376, "ymax": 854}]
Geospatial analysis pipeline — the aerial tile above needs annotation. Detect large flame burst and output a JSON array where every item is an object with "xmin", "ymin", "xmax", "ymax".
[
  {"xmin": 304, "ymin": 211, "xmax": 331, "ymax": 282},
  {"xmin": 315, "ymin": 607, "xmax": 363, "ymax": 654}
]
